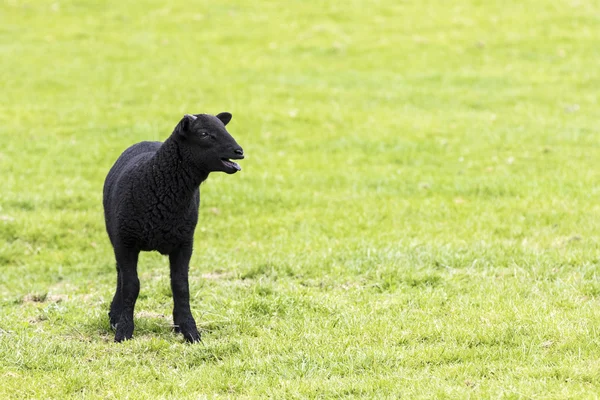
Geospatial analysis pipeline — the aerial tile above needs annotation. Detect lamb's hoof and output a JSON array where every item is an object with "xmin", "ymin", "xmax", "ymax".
[
  {"xmin": 114, "ymin": 321, "xmax": 134, "ymax": 342},
  {"xmin": 183, "ymin": 330, "xmax": 201, "ymax": 343},
  {"xmin": 114, "ymin": 331, "xmax": 133, "ymax": 342},
  {"xmin": 175, "ymin": 320, "xmax": 201, "ymax": 343}
]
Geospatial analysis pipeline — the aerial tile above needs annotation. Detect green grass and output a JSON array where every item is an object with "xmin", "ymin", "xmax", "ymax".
[{"xmin": 1, "ymin": 0, "xmax": 600, "ymax": 397}]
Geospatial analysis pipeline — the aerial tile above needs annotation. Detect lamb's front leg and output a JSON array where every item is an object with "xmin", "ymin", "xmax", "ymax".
[{"xmin": 169, "ymin": 243, "xmax": 201, "ymax": 343}]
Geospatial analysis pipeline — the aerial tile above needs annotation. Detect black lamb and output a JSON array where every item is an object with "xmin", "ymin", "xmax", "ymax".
[{"xmin": 103, "ymin": 112, "xmax": 244, "ymax": 343}]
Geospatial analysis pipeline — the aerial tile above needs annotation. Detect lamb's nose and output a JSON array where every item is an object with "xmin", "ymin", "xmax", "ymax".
[{"xmin": 234, "ymin": 148, "xmax": 244, "ymax": 158}]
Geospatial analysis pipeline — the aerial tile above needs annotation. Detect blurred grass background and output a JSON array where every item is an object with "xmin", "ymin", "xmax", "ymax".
[{"xmin": 1, "ymin": 0, "xmax": 600, "ymax": 397}]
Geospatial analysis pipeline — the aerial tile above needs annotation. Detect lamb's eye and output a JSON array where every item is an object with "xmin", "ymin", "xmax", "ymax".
[{"xmin": 200, "ymin": 132, "xmax": 209, "ymax": 137}]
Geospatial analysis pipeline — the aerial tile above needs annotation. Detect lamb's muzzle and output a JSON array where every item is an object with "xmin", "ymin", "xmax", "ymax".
[{"xmin": 221, "ymin": 147, "xmax": 244, "ymax": 172}]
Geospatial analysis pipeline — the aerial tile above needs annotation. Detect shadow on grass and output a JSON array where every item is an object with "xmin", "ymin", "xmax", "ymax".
[{"xmin": 79, "ymin": 308, "xmax": 236, "ymax": 346}]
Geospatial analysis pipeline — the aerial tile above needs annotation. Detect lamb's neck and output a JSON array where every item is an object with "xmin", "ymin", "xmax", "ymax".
[{"xmin": 148, "ymin": 137, "xmax": 208, "ymax": 204}]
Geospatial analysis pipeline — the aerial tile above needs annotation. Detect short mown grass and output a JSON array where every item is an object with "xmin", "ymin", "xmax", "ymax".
[{"xmin": 1, "ymin": 0, "xmax": 600, "ymax": 398}]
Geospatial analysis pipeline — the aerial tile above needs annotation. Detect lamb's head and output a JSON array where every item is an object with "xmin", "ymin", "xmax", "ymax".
[{"xmin": 175, "ymin": 112, "xmax": 244, "ymax": 174}]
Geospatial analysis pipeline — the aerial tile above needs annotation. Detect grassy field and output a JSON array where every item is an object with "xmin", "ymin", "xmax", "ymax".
[{"xmin": 1, "ymin": 0, "xmax": 600, "ymax": 397}]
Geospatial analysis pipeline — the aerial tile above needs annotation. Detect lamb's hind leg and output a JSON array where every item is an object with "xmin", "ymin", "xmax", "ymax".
[
  {"xmin": 109, "ymin": 267, "xmax": 123, "ymax": 330},
  {"xmin": 169, "ymin": 243, "xmax": 200, "ymax": 343},
  {"xmin": 113, "ymin": 247, "xmax": 140, "ymax": 342}
]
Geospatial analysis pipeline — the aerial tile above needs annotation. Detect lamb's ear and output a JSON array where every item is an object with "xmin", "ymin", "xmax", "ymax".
[
  {"xmin": 216, "ymin": 112, "xmax": 232, "ymax": 126},
  {"xmin": 178, "ymin": 114, "xmax": 197, "ymax": 133}
]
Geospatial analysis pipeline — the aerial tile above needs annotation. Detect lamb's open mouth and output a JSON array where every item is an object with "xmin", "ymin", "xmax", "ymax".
[{"xmin": 221, "ymin": 158, "xmax": 241, "ymax": 171}]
